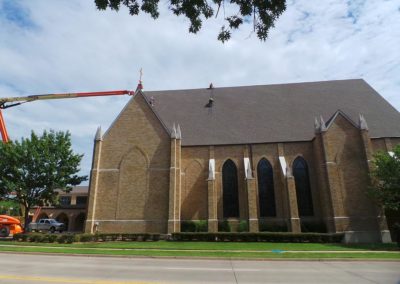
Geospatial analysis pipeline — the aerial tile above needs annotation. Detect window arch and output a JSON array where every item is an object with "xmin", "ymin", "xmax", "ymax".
[
  {"xmin": 257, "ymin": 158, "xmax": 276, "ymax": 217},
  {"xmin": 293, "ymin": 157, "xmax": 314, "ymax": 216},
  {"xmin": 222, "ymin": 159, "xmax": 239, "ymax": 218}
]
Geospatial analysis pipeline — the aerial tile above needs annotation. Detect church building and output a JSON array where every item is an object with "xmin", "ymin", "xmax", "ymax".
[{"xmin": 85, "ymin": 79, "xmax": 400, "ymax": 243}]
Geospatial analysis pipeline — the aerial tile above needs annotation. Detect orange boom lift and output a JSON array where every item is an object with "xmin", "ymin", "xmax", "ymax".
[{"xmin": 0, "ymin": 215, "xmax": 23, "ymax": 237}]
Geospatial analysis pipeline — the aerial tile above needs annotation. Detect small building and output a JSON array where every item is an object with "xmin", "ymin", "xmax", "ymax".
[
  {"xmin": 31, "ymin": 186, "xmax": 88, "ymax": 232},
  {"xmin": 85, "ymin": 79, "xmax": 400, "ymax": 242}
]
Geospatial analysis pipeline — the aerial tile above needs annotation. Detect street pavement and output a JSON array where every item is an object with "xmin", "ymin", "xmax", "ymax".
[{"xmin": 0, "ymin": 253, "xmax": 399, "ymax": 283}]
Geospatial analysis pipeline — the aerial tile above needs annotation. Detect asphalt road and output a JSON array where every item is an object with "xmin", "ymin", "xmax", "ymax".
[{"xmin": 0, "ymin": 253, "xmax": 399, "ymax": 284}]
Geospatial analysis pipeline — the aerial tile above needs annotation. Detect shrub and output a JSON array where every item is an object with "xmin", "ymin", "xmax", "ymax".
[
  {"xmin": 218, "ymin": 220, "xmax": 231, "ymax": 232},
  {"xmin": 195, "ymin": 220, "xmax": 208, "ymax": 232},
  {"xmin": 121, "ymin": 234, "xmax": 137, "ymax": 241},
  {"xmin": 301, "ymin": 221, "xmax": 327, "ymax": 233},
  {"xmin": 79, "ymin": 234, "xmax": 95, "ymax": 242},
  {"xmin": 13, "ymin": 233, "xmax": 28, "ymax": 242},
  {"xmin": 96, "ymin": 234, "xmax": 120, "ymax": 241},
  {"xmin": 259, "ymin": 222, "xmax": 288, "ymax": 232},
  {"xmin": 181, "ymin": 221, "xmax": 196, "ymax": 232},
  {"xmin": 181, "ymin": 220, "xmax": 208, "ymax": 232},
  {"xmin": 46, "ymin": 234, "xmax": 58, "ymax": 243},
  {"xmin": 76, "ymin": 233, "xmax": 161, "ymax": 242},
  {"xmin": 57, "ymin": 234, "xmax": 77, "ymax": 244},
  {"xmin": 237, "ymin": 220, "xmax": 249, "ymax": 232},
  {"xmin": 29, "ymin": 234, "xmax": 44, "ymax": 243},
  {"xmin": 82, "ymin": 234, "xmax": 93, "ymax": 242},
  {"xmin": 151, "ymin": 234, "xmax": 160, "ymax": 241},
  {"xmin": 41, "ymin": 234, "xmax": 58, "ymax": 243}
]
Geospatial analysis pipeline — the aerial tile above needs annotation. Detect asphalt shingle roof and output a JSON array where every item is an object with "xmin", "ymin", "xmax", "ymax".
[{"xmin": 142, "ymin": 79, "xmax": 400, "ymax": 146}]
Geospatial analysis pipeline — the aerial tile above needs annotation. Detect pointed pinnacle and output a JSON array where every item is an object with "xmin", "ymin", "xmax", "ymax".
[
  {"xmin": 95, "ymin": 126, "xmax": 103, "ymax": 141},
  {"xmin": 176, "ymin": 124, "xmax": 182, "ymax": 140},
  {"xmin": 171, "ymin": 123, "xmax": 177, "ymax": 139},
  {"xmin": 359, "ymin": 114, "xmax": 369, "ymax": 130},
  {"xmin": 320, "ymin": 116, "xmax": 327, "ymax": 132},
  {"xmin": 314, "ymin": 117, "xmax": 320, "ymax": 132}
]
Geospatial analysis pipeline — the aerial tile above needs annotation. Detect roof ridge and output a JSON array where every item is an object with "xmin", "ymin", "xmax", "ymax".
[{"xmin": 142, "ymin": 79, "xmax": 365, "ymax": 94}]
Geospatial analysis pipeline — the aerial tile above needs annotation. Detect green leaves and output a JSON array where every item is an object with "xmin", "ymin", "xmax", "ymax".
[
  {"xmin": 369, "ymin": 144, "xmax": 400, "ymax": 211},
  {"xmin": 94, "ymin": 0, "xmax": 286, "ymax": 42},
  {"xmin": 0, "ymin": 130, "xmax": 87, "ymax": 222},
  {"xmin": 141, "ymin": 0, "xmax": 160, "ymax": 18}
]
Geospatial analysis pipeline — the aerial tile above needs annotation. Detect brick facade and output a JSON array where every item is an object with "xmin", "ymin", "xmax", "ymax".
[
  {"xmin": 85, "ymin": 89, "xmax": 399, "ymax": 243},
  {"xmin": 85, "ymin": 93, "xmax": 170, "ymax": 234}
]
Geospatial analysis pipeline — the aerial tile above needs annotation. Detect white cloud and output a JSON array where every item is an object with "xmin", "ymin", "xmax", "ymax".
[{"xmin": 1, "ymin": 0, "xmax": 399, "ymax": 182}]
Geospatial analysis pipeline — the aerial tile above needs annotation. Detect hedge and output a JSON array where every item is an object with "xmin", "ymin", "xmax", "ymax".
[
  {"xmin": 171, "ymin": 232, "xmax": 344, "ymax": 243},
  {"xmin": 12, "ymin": 232, "xmax": 344, "ymax": 243},
  {"xmin": 12, "ymin": 233, "xmax": 161, "ymax": 243},
  {"xmin": 181, "ymin": 221, "xmax": 208, "ymax": 232}
]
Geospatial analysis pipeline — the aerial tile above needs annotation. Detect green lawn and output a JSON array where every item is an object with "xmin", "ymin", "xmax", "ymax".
[
  {"xmin": 0, "ymin": 241, "xmax": 398, "ymax": 259},
  {"xmin": 0, "ymin": 240, "xmax": 397, "ymax": 251}
]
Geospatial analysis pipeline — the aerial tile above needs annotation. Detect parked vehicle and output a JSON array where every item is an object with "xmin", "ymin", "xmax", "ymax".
[
  {"xmin": 28, "ymin": 219, "xmax": 65, "ymax": 233},
  {"xmin": 0, "ymin": 215, "xmax": 24, "ymax": 237}
]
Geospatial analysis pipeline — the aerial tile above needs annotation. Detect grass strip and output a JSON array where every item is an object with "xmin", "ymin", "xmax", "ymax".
[
  {"xmin": 0, "ymin": 241, "xmax": 397, "ymax": 251},
  {"xmin": 0, "ymin": 245, "xmax": 399, "ymax": 259}
]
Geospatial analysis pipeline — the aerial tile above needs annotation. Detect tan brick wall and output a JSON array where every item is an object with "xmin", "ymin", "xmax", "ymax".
[
  {"xmin": 87, "ymin": 92, "xmax": 170, "ymax": 233},
  {"xmin": 371, "ymin": 138, "xmax": 386, "ymax": 153},
  {"xmin": 181, "ymin": 147, "xmax": 208, "ymax": 220},
  {"xmin": 324, "ymin": 114, "xmax": 378, "ymax": 231},
  {"xmin": 312, "ymin": 135, "xmax": 336, "ymax": 232},
  {"xmin": 94, "ymin": 171, "xmax": 119, "ymax": 220}
]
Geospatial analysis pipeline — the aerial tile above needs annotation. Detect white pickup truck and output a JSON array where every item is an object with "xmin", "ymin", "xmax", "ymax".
[{"xmin": 28, "ymin": 219, "xmax": 66, "ymax": 233}]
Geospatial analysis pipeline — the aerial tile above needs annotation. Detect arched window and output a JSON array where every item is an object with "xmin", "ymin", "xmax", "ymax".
[
  {"xmin": 74, "ymin": 213, "xmax": 86, "ymax": 232},
  {"xmin": 222, "ymin": 159, "xmax": 239, "ymax": 218},
  {"xmin": 293, "ymin": 157, "xmax": 314, "ymax": 216},
  {"xmin": 257, "ymin": 158, "xmax": 276, "ymax": 217},
  {"xmin": 56, "ymin": 213, "xmax": 69, "ymax": 231}
]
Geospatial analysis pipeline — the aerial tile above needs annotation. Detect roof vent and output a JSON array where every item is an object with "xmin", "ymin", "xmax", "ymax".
[
  {"xmin": 149, "ymin": 96, "xmax": 155, "ymax": 106},
  {"xmin": 205, "ymin": 97, "xmax": 214, "ymax": 108}
]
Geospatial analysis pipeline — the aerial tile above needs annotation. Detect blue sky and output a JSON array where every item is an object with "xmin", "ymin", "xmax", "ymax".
[
  {"xmin": 0, "ymin": 0, "xmax": 34, "ymax": 28},
  {"xmin": 0, "ymin": 0, "xmax": 399, "ymax": 183}
]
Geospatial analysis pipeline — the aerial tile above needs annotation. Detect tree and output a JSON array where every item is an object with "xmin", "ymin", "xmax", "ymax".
[
  {"xmin": 0, "ymin": 130, "xmax": 87, "ymax": 229},
  {"xmin": 369, "ymin": 144, "xmax": 400, "ymax": 211},
  {"xmin": 94, "ymin": 0, "xmax": 286, "ymax": 42},
  {"xmin": 0, "ymin": 200, "xmax": 20, "ymax": 216}
]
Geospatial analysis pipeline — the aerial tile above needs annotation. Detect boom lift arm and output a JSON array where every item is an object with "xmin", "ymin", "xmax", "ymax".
[{"xmin": 0, "ymin": 89, "xmax": 136, "ymax": 142}]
